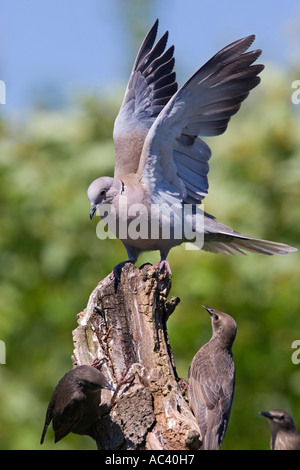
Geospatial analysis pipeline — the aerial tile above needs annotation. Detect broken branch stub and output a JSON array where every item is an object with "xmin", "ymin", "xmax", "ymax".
[{"xmin": 72, "ymin": 263, "xmax": 201, "ymax": 450}]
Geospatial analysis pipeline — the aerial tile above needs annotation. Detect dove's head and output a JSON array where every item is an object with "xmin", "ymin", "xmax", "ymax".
[{"xmin": 87, "ymin": 176, "xmax": 123, "ymax": 219}]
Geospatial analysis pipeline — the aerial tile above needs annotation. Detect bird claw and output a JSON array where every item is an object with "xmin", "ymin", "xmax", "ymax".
[
  {"xmin": 109, "ymin": 366, "xmax": 135, "ymax": 406},
  {"xmin": 154, "ymin": 259, "xmax": 172, "ymax": 277},
  {"xmin": 90, "ymin": 357, "xmax": 106, "ymax": 370},
  {"xmin": 111, "ymin": 260, "xmax": 134, "ymax": 284},
  {"xmin": 178, "ymin": 378, "xmax": 190, "ymax": 396}
]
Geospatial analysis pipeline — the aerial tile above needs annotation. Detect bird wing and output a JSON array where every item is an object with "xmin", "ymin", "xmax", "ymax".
[
  {"xmin": 113, "ymin": 19, "xmax": 178, "ymax": 178},
  {"xmin": 52, "ymin": 394, "xmax": 83, "ymax": 443},
  {"xmin": 188, "ymin": 348, "xmax": 235, "ymax": 448},
  {"xmin": 138, "ymin": 35, "xmax": 264, "ymax": 204},
  {"xmin": 40, "ymin": 395, "xmax": 55, "ymax": 444},
  {"xmin": 216, "ymin": 361, "xmax": 235, "ymax": 445}
]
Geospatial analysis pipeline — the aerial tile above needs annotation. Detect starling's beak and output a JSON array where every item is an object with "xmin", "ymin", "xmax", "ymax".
[
  {"xmin": 105, "ymin": 382, "xmax": 117, "ymax": 392},
  {"xmin": 202, "ymin": 305, "xmax": 214, "ymax": 316},
  {"xmin": 90, "ymin": 204, "xmax": 97, "ymax": 220},
  {"xmin": 259, "ymin": 411, "xmax": 273, "ymax": 420}
]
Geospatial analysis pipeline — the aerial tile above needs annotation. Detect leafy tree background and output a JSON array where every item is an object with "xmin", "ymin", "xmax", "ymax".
[{"xmin": 0, "ymin": 2, "xmax": 300, "ymax": 450}]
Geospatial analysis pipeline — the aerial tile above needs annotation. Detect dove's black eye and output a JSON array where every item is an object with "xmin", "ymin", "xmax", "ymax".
[{"xmin": 100, "ymin": 190, "xmax": 106, "ymax": 197}]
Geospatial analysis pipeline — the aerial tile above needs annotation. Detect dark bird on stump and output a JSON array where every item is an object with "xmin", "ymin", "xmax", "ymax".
[
  {"xmin": 188, "ymin": 306, "xmax": 237, "ymax": 450},
  {"xmin": 87, "ymin": 19, "xmax": 296, "ymax": 277},
  {"xmin": 40, "ymin": 365, "xmax": 115, "ymax": 445},
  {"xmin": 260, "ymin": 409, "xmax": 300, "ymax": 450}
]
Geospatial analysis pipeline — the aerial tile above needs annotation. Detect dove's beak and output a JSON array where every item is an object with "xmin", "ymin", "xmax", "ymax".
[{"xmin": 90, "ymin": 204, "xmax": 97, "ymax": 220}]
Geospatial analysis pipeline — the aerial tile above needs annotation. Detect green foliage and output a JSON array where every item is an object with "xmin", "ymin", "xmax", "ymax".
[{"xmin": 0, "ymin": 68, "xmax": 299, "ymax": 450}]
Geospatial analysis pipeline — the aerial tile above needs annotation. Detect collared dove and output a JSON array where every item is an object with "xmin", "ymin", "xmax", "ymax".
[
  {"xmin": 188, "ymin": 306, "xmax": 236, "ymax": 450},
  {"xmin": 260, "ymin": 409, "xmax": 300, "ymax": 450},
  {"xmin": 88, "ymin": 19, "xmax": 296, "ymax": 275}
]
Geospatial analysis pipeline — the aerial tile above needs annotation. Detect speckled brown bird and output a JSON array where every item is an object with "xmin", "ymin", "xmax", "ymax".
[
  {"xmin": 40, "ymin": 365, "xmax": 115, "ymax": 444},
  {"xmin": 260, "ymin": 409, "xmax": 300, "ymax": 450},
  {"xmin": 188, "ymin": 305, "xmax": 237, "ymax": 450}
]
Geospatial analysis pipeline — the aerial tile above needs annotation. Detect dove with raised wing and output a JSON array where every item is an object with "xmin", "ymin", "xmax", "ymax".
[{"xmin": 88, "ymin": 20, "xmax": 296, "ymax": 276}]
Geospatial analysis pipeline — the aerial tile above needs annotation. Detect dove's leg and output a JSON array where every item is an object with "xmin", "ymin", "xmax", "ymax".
[
  {"xmin": 112, "ymin": 260, "xmax": 134, "ymax": 280},
  {"xmin": 154, "ymin": 253, "xmax": 172, "ymax": 276},
  {"xmin": 111, "ymin": 243, "xmax": 141, "ymax": 282}
]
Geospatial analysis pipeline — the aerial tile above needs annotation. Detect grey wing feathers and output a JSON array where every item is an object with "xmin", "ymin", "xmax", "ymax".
[
  {"xmin": 139, "ymin": 34, "xmax": 264, "ymax": 204},
  {"xmin": 180, "ymin": 36, "xmax": 263, "ymax": 139},
  {"xmin": 175, "ymin": 36, "xmax": 264, "ymax": 203},
  {"xmin": 174, "ymin": 139, "xmax": 211, "ymax": 201},
  {"xmin": 113, "ymin": 19, "xmax": 178, "ymax": 177},
  {"xmin": 130, "ymin": 21, "xmax": 177, "ymax": 117}
]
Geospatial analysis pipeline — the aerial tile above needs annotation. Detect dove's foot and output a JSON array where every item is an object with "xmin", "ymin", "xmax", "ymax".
[
  {"xmin": 112, "ymin": 260, "xmax": 135, "ymax": 292},
  {"xmin": 111, "ymin": 260, "xmax": 134, "ymax": 283},
  {"xmin": 154, "ymin": 258, "xmax": 172, "ymax": 277}
]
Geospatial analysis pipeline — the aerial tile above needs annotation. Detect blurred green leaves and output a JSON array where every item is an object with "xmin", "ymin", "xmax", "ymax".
[{"xmin": 0, "ymin": 68, "xmax": 299, "ymax": 450}]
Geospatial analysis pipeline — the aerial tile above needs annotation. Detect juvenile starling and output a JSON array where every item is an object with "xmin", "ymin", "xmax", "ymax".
[
  {"xmin": 40, "ymin": 365, "xmax": 115, "ymax": 444},
  {"xmin": 260, "ymin": 409, "xmax": 300, "ymax": 450},
  {"xmin": 188, "ymin": 306, "xmax": 237, "ymax": 450}
]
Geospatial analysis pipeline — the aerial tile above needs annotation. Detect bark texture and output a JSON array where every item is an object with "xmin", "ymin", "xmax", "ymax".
[{"xmin": 72, "ymin": 263, "xmax": 201, "ymax": 450}]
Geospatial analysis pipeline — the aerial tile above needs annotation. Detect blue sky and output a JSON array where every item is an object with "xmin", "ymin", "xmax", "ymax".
[{"xmin": 1, "ymin": 0, "xmax": 300, "ymax": 115}]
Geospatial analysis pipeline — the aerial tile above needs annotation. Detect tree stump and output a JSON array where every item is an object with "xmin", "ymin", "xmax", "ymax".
[{"xmin": 72, "ymin": 263, "xmax": 201, "ymax": 450}]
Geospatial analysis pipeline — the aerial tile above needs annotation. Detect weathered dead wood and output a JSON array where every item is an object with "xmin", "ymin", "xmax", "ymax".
[{"xmin": 72, "ymin": 263, "xmax": 201, "ymax": 450}]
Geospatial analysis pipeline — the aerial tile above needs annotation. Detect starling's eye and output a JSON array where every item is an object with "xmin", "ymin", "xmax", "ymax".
[
  {"xmin": 100, "ymin": 189, "xmax": 106, "ymax": 197},
  {"xmin": 214, "ymin": 314, "xmax": 219, "ymax": 321},
  {"xmin": 279, "ymin": 414, "xmax": 285, "ymax": 420}
]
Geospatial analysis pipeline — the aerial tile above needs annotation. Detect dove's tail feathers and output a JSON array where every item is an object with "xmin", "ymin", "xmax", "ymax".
[
  {"xmin": 203, "ymin": 234, "xmax": 297, "ymax": 256},
  {"xmin": 201, "ymin": 217, "xmax": 297, "ymax": 255}
]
